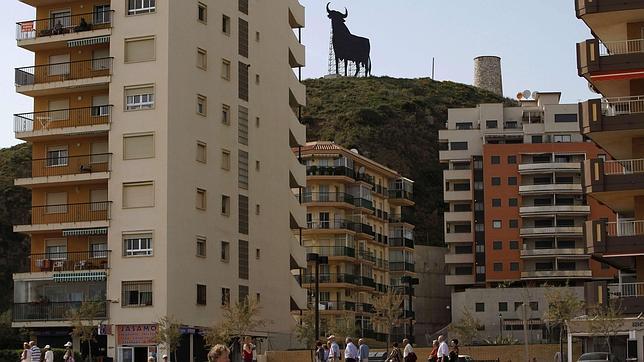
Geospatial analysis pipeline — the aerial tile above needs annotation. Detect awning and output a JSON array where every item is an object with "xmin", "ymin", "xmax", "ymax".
[
  {"xmin": 68, "ymin": 36, "xmax": 110, "ymax": 48},
  {"xmin": 53, "ymin": 271, "xmax": 107, "ymax": 282},
  {"xmin": 62, "ymin": 227, "xmax": 108, "ymax": 236}
]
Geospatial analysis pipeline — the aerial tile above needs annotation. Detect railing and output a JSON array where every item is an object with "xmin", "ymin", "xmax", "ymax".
[
  {"xmin": 375, "ymin": 233, "xmax": 388, "ymax": 244},
  {"xmin": 374, "ymin": 184, "xmax": 388, "ymax": 196},
  {"xmin": 15, "ymin": 202, "xmax": 112, "ymax": 225},
  {"xmin": 355, "ymin": 173, "xmax": 375, "ymax": 186},
  {"xmin": 14, "ymin": 106, "xmax": 113, "ymax": 133},
  {"xmin": 305, "ymin": 246, "xmax": 356, "ymax": 258},
  {"xmin": 599, "ymin": 38, "xmax": 644, "ymax": 56},
  {"xmin": 16, "ymin": 10, "xmax": 114, "ymax": 41},
  {"xmin": 301, "ymin": 192, "xmax": 354, "ymax": 204},
  {"xmin": 23, "ymin": 250, "xmax": 111, "ymax": 273},
  {"xmin": 608, "ymin": 282, "xmax": 644, "ymax": 298},
  {"xmin": 306, "ymin": 165, "xmax": 354, "ymax": 178},
  {"xmin": 375, "ymin": 258, "xmax": 389, "ymax": 269},
  {"xmin": 358, "ymin": 251, "xmax": 376, "ymax": 263},
  {"xmin": 353, "ymin": 198, "xmax": 375, "ymax": 211},
  {"xmin": 389, "ymin": 189, "xmax": 413, "ymax": 201},
  {"xmin": 606, "ymin": 220, "xmax": 644, "ymax": 237},
  {"xmin": 13, "ymin": 301, "xmax": 107, "ymax": 322},
  {"xmin": 389, "ymin": 214, "xmax": 410, "ymax": 223},
  {"xmin": 603, "ymin": 159, "xmax": 644, "ymax": 175},
  {"xmin": 389, "ymin": 262, "xmax": 415, "ymax": 272},
  {"xmin": 356, "ymin": 223, "xmax": 375, "ymax": 237},
  {"xmin": 389, "ymin": 237, "xmax": 414, "ymax": 248},
  {"xmin": 359, "ymin": 276, "xmax": 376, "ymax": 288},
  {"xmin": 299, "ymin": 273, "xmax": 360, "ymax": 285},
  {"xmin": 20, "ymin": 153, "xmax": 111, "ymax": 178},
  {"xmin": 602, "ymin": 95, "xmax": 644, "ymax": 116},
  {"xmin": 306, "ymin": 219, "xmax": 356, "ymax": 231},
  {"xmin": 15, "ymin": 58, "xmax": 113, "ymax": 86},
  {"xmin": 375, "ymin": 283, "xmax": 388, "ymax": 293}
]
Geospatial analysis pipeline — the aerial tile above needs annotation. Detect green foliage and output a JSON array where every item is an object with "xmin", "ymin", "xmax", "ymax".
[
  {"xmin": 294, "ymin": 311, "xmax": 316, "ymax": 348},
  {"xmin": 67, "ymin": 301, "xmax": 106, "ymax": 361},
  {"xmin": 588, "ymin": 303, "xmax": 623, "ymax": 355},
  {"xmin": 449, "ymin": 308, "xmax": 483, "ymax": 345},
  {"xmin": 0, "ymin": 310, "xmax": 28, "ymax": 349},
  {"xmin": 483, "ymin": 335, "xmax": 520, "ymax": 345},
  {"xmin": 303, "ymin": 77, "xmax": 509, "ymax": 245},
  {"xmin": 156, "ymin": 316, "xmax": 182, "ymax": 361},
  {"xmin": 204, "ymin": 297, "xmax": 267, "ymax": 347}
]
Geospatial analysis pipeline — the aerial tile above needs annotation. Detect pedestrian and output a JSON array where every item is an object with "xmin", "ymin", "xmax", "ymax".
[
  {"xmin": 242, "ymin": 336, "xmax": 254, "ymax": 362},
  {"xmin": 29, "ymin": 341, "xmax": 40, "ymax": 362},
  {"xmin": 147, "ymin": 357, "xmax": 155, "ymax": 362},
  {"xmin": 63, "ymin": 342, "xmax": 74, "ymax": 362},
  {"xmin": 20, "ymin": 342, "xmax": 30, "ymax": 362},
  {"xmin": 402, "ymin": 339, "xmax": 416, "ymax": 362},
  {"xmin": 428, "ymin": 340, "xmax": 438, "ymax": 362},
  {"xmin": 44, "ymin": 345, "xmax": 53, "ymax": 362},
  {"xmin": 327, "ymin": 335, "xmax": 340, "ymax": 362},
  {"xmin": 208, "ymin": 344, "xmax": 231, "ymax": 362},
  {"xmin": 162, "ymin": 354, "xmax": 168, "ymax": 362},
  {"xmin": 324, "ymin": 342, "xmax": 330, "ymax": 361},
  {"xmin": 386, "ymin": 342, "xmax": 402, "ymax": 362},
  {"xmin": 449, "ymin": 339, "xmax": 459, "ymax": 362},
  {"xmin": 358, "ymin": 338, "xmax": 369, "ymax": 362},
  {"xmin": 344, "ymin": 337, "xmax": 358, "ymax": 362},
  {"xmin": 315, "ymin": 341, "xmax": 326, "ymax": 362},
  {"xmin": 436, "ymin": 335, "xmax": 449, "ymax": 362}
]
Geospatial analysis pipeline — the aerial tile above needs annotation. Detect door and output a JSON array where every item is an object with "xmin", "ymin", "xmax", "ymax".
[
  {"xmin": 48, "ymin": 54, "xmax": 70, "ymax": 76},
  {"xmin": 48, "ymin": 99, "xmax": 69, "ymax": 122},
  {"xmin": 92, "ymin": 48, "xmax": 110, "ymax": 70},
  {"xmin": 117, "ymin": 347, "xmax": 134, "ymax": 362},
  {"xmin": 90, "ymin": 141, "xmax": 109, "ymax": 164},
  {"xmin": 50, "ymin": 9, "xmax": 71, "ymax": 30},
  {"xmin": 90, "ymin": 189, "xmax": 108, "ymax": 211},
  {"xmin": 319, "ymin": 212, "xmax": 330, "ymax": 229},
  {"xmin": 92, "ymin": 94, "xmax": 109, "ymax": 116}
]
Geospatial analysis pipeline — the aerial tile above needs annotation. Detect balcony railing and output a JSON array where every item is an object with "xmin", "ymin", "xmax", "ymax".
[
  {"xmin": 16, "ymin": 202, "xmax": 112, "ymax": 225},
  {"xmin": 602, "ymin": 95, "xmax": 644, "ymax": 116},
  {"xmin": 305, "ymin": 246, "xmax": 356, "ymax": 258},
  {"xmin": 353, "ymin": 198, "xmax": 375, "ymax": 211},
  {"xmin": 603, "ymin": 158, "xmax": 644, "ymax": 175},
  {"xmin": 301, "ymin": 192, "xmax": 354, "ymax": 204},
  {"xmin": 608, "ymin": 282, "xmax": 644, "ymax": 298},
  {"xmin": 22, "ymin": 250, "xmax": 111, "ymax": 273},
  {"xmin": 599, "ymin": 38, "xmax": 644, "ymax": 57},
  {"xmin": 358, "ymin": 251, "xmax": 376, "ymax": 263},
  {"xmin": 389, "ymin": 237, "xmax": 414, "ymax": 248},
  {"xmin": 389, "ymin": 189, "xmax": 413, "ymax": 201},
  {"xmin": 15, "ymin": 58, "xmax": 113, "ymax": 86},
  {"xmin": 389, "ymin": 262, "xmax": 415, "ymax": 272},
  {"xmin": 300, "ymin": 273, "xmax": 360, "ymax": 285},
  {"xmin": 375, "ymin": 283, "xmax": 388, "ymax": 293},
  {"xmin": 306, "ymin": 219, "xmax": 356, "ymax": 231},
  {"xmin": 20, "ymin": 153, "xmax": 111, "ymax": 178},
  {"xmin": 14, "ymin": 106, "xmax": 113, "ymax": 134},
  {"xmin": 13, "ymin": 301, "xmax": 107, "ymax": 322},
  {"xmin": 306, "ymin": 165, "xmax": 354, "ymax": 178},
  {"xmin": 606, "ymin": 220, "xmax": 644, "ymax": 237},
  {"xmin": 389, "ymin": 214, "xmax": 411, "ymax": 223},
  {"xmin": 16, "ymin": 10, "xmax": 114, "ymax": 41}
]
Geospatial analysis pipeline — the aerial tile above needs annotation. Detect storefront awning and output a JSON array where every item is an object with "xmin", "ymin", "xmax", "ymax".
[
  {"xmin": 68, "ymin": 36, "xmax": 110, "ymax": 48},
  {"xmin": 53, "ymin": 271, "xmax": 106, "ymax": 282},
  {"xmin": 62, "ymin": 227, "xmax": 108, "ymax": 236}
]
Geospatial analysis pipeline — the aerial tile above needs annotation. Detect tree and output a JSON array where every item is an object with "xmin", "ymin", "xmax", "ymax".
[
  {"xmin": 327, "ymin": 316, "xmax": 358, "ymax": 340},
  {"xmin": 155, "ymin": 316, "xmax": 181, "ymax": 362},
  {"xmin": 204, "ymin": 296, "xmax": 268, "ymax": 349},
  {"xmin": 372, "ymin": 289, "xmax": 404, "ymax": 352},
  {"xmin": 588, "ymin": 303, "xmax": 623, "ymax": 355},
  {"xmin": 449, "ymin": 307, "xmax": 482, "ymax": 346},
  {"xmin": 0, "ymin": 310, "xmax": 28, "ymax": 349},
  {"xmin": 544, "ymin": 287, "xmax": 584, "ymax": 361},
  {"xmin": 67, "ymin": 301, "xmax": 105, "ymax": 362}
]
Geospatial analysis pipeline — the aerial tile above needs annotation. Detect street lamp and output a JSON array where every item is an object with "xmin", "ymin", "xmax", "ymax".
[
  {"xmin": 401, "ymin": 275, "xmax": 419, "ymax": 342},
  {"xmin": 307, "ymin": 253, "xmax": 328, "ymax": 343}
]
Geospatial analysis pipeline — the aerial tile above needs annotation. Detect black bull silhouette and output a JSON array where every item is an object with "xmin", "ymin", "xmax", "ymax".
[{"xmin": 327, "ymin": 3, "xmax": 371, "ymax": 77}]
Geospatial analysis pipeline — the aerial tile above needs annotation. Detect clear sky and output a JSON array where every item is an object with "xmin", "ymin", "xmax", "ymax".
[{"xmin": 0, "ymin": 0, "xmax": 595, "ymax": 147}]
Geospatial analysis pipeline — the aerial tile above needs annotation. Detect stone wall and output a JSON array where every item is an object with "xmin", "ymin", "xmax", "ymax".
[{"xmin": 473, "ymin": 56, "xmax": 503, "ymax": 97}]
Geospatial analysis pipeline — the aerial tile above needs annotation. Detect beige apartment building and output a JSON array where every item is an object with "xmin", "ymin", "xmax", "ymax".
[
  {"xmin": 297, "ymin": 141, "xmax": 415, "ymax": 343},
  {"xmin": 11, "ymin": 0, "xmax": 307, "ymax": 360}
]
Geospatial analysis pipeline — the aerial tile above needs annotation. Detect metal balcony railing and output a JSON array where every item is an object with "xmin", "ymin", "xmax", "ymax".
[
  {"xmin": 15, "ymin": 58, "xmax": 113, "ymax": 86},
  {"xmin": 23, "ymin": 250, "xmax": 111, "ymax": 273},
  {"xmin": 306, "ymin": 219, "xmax": 356, "ymax": 231},
  {"xmin": 299, "ymin": 273, "xmax": 360, "ymax": 285},
  {"xmin": 603, "ymin": 159, "xmax": 644, "ymax": 175},
  {"xmin": 13, "ymin": 301, "xmax": 107, "ymax": 322},
  {"xmin": 389, "ymin": 237, "xmax": 414, "ymax": 248},
  {"xmin": 301, "ymin": 192, "xmax": 354, "ymax": 204},
  {"xmin": 14, "ymin": 106, "xmax": 113, "ymax": 133},
  {"xmin": 388, "ymin": 189, "xmax": 413, "ymax": 201},
  {"xmin": 16, "ymin": 202, "xmax": 112, "ymax": 225},
  {"xmin": 606, "ymin": 220, "xmax": 644, "ymax": 237},
  {"xmin": 353, "ymin": 198, "xmax": 375, "ymax": 211},
  {"xmin": 608, "ymin": 282, "xmax": 644, "ymax": 298},
  {"xmin": 389, "ymin": 262, "xmax": 415, "ymax": 272},
  {"xmin": 305, "ymin": 246, "xmax": 356, "ymax": 258},
  {"xmin": 16, "ymin": 10, "xmax": 114, "ymax": 40},
  {"xmin": 602, "ymin": 95, "xmax": 644, "ymax": 116},
  {"xmin": 599, "ymin": 38, "xmax": 644, "ymax": 56},
  {"xmin": 306, "ymin": 165, "xmax": 354, "ymax": 178},
  {"xmin": 21, "ymin": 153, "xmax": 111, "ymax": 178}
]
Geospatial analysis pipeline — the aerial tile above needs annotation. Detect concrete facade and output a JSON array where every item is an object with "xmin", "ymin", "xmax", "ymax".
[{"xmin": 413, "ymin": 245, "xmax": 450, "ymax": 346}]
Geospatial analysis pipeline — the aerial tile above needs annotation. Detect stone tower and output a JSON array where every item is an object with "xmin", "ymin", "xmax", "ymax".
[{"xmin": 473, "ymin": 56, "xmax": 503, "ymax": 97}]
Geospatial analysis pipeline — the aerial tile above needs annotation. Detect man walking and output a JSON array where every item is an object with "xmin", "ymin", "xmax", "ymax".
[
  {"xmin": 43, "ymin": 345, "xmax": 53, "ymax": 362},
  {"xmin": 344, "ymin": 337, "xmax": 358, "ymax": 362},
  {"xmin": 402, "ymin": 339, "xmax": 416, "ymax": 361},
  {"xmin": 327, "ymin": 335, "xmax": 340, "ymax": 362},
  {"xmin": 358, "ymin": 338, "xmax": 369, "ymax": 362},
  {"xmin": 29, "ymin": 341, "xmax": 41, "ymax": 362},
  {"xmin": 436, "ymin": 336, "xmax": 449, "ymax": 362}
]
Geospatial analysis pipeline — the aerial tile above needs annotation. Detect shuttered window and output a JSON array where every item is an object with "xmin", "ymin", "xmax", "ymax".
[
  {"xmin": 48, "ymin": 99, "xmax": 70, "ymax": 121},
  {"xmin": 122, "ymin": 281, "xmax": 153, "ymax": 307},
  {"xmin": 238, "ymin": 106, "xmax": 248, "ymax": 145},
  {"xmin": 239, "ymin": 285, "xmax": 249, "ymax": 303},
  {"xmin": 124, "ymin": 37, "xmax": 155, "ymax": 63},
  {"xmin": 122, "ymin": 181, "xmax": 154, "ymax": 208},
  {"xmin": 238, "ymin": 0, "xmax": 248, "ymax": 14},
  {"xmin": 239, "ymin": 195, "xmax": 249, "ymax": 235},
  {"xmin": 239, "ymin": 240, "xmax": 249, "ymax": 280},
  {"xmin": 238, "ymin": 62, "xmax": 249, "ymax": 101},
  {"xmin": 46, "ymin": 192, "xmax": 67, "ymax": 214},
  {"xmin": 238, "ymin": 18, "xmax": 248, "ymax": 58},
  {"xmin": 238, "ymin": 150, "xmax": 248, "ymax": 189},
  {"xmin": 123, "ymin": 133, "xmax": 154, "ymax": 159}
]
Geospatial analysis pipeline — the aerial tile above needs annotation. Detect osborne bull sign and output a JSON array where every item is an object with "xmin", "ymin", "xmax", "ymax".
[{"xmin": 327, "ymin": 3, "xmax": 371, "ymax": 77}]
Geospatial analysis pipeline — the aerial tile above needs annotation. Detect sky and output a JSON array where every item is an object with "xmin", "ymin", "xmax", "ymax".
[{"xmin": 0, "ymin": 0, "xmax": 596, "ymax": 147}]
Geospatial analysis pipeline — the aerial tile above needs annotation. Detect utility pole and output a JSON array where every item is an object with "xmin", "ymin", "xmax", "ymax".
[
  {"xmin": 401, "ymin": 276, "xmax": 419, "ymax": 343},
  {"xmin": 307, "ymin": 253, "xmax": 328, "ymax": 343},
  {"xmin": 522, "ymin": 303, "xmax": 529, "ymax": 362}
]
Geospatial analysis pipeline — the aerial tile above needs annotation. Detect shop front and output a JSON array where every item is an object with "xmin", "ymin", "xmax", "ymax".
[
  {"xmin": 116, "ymin": 324, "xmax": 158, "ymax": 362},
  {"xmin": 567, "ymin": 316, "xmax": 644, "ymax": 362}
]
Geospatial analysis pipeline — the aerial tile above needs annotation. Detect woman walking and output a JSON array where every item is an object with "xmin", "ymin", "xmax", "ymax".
[{"xmin": 386, "ymin": 342, "xmax": 402, "ymax": 362}]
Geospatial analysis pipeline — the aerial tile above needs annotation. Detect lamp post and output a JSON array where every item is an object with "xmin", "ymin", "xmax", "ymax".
[
  {"xmin": 498, "ymin": 313, "xmax": 503, "ymax": 338},
  {"xmin": 401, "ymin": 275, "xmax": 419, "ymax": 343},
  {"xmin": 307, "ymin": 253, "xmax": 328, "ymax": 343}
]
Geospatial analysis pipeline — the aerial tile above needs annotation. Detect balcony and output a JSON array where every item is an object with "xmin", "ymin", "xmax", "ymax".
[
  {"xmin": 444, "ymin": 211, "xmax": 472, "ymax": 222},
  {"xmin": 521, "ymin": 270, "xmax": 592, "ymax": 279},
  {"xmin": 306, "ymin": 165, "xmax": 354, "ymax": 180},
  {"xmin": 443, "ymin": 190, "xmax": 472, "ymax": 201},
  {"xmin": 586, "ymin": 219, "xmax": 644, "ymax": 261},
  {"xmin": 520, "ymin": 226, "xmax": 584, "ymax": 237},
  {"xmin": 388, "ymin": 185, "xmax": 414, "ymax": 206},
  {"xmin": 520, "ymin": 248, "xmax": 586, "ymax": 257},
  {"xmin": 16, "ymin": 10, "xmax": 113, "ymax": 51},
  {"xmin": 518, "ymin": 162, "xmax": 581, "ymax": 174},
  {"xmin": 519, "ymin": 184, "xmax": 582, "ymax": 195},
  {"xmin": 389, "ymin": 262, "xmax": 415, "ymax": 272},
  {"xmin": 353, "ymin": 198, "xmax": 375, "ymax": 212},
  {"xmin": 579, "ymin": 97, "xmax": 644, "ymax": 158},
  {"xmin": 14, "ymin": 201, "xmax": 111, "ymax": 233},
  {"xmin": 576, "ymin": 0, "xmax": 644, "ymax": 17},
  {"xmin": 14, "ymin": 106, "xmax": 112, "ymax": 140},
  {"xmin": 519, "ymin": 205, "xmax": 590, "ymax": 216},
  {"xmin": 389, "ymin": 237, "xmax": 414, "ymax": 249},
  {"xmin": 582, "ymin": 158, "xmax": 644, "ymax": 212},
  {"xmin": 305, "ymin": 246, "xmax": 356, "ymax": 259},
  {"xmin": 13, "ymin": 301, "xmax": 108, "ymax": 323},
  {"xmin": 301, "ymin": 192, "xmax": 354, "ymax": 208},
  {"xmin": 305, "ymin": 219, "xmax": 358, "ymax": 234},
  {"xmin": 15, "ymin": 58, "xmax": 112, "ymax": 96},
  {"xmin": 356, "ymin": 223, "xmax": 375, "ymax": 239},
  {"xmin": 577, "ymin": 38, "xmax": 644, "ymax": 91},
  {"xmin": 15, "ymin": 153, "xmax": 111, "ymax": 187},
  {"xmin": 445, "ymin": 253, "xmax": 473, "ymax": 264},
  {"xmin": 445, "ymin": 274, "xmax": 475, "ymax": 285},
  {"xmin": 444, "ymin": 169, "xmax": 471, "ymax": 180},
  {"xmin": 608, "ymin": 282, "xmax": 644, "ymax": 315},
  {"xmin": 445, "ymin": 232, "xmax": 473, "ymax": 243},
  {"xmin": 299, "ymin": 273, "xmax": 360, "ymax": 286},
  {"xmin": 19, "ymin": 250, "xmax": 111, "ymax": 273}
]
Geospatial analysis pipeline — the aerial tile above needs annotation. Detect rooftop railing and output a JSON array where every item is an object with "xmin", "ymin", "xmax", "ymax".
[
  {"xmin": 14, "ymin": 106, "xmax": 113, "ymax": 133},
  {"xmin": 15, "ymin": 58, "xmax": 113, "ymax": 86},
  {"xmin": 603, "ymin": 158, "xmax": 644, "ymax": 175},
  {"xmin": 16, "ymin": 10, "xmax": 114, "ymax": 41}
]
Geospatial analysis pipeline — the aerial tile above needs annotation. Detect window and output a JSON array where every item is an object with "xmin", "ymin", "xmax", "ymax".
[
  {"xmin": 529, "ymin": 302, "xmax": 538, "ymax": 311},
  {"xmin": 222, "ymin": 104, "xmax": 230, "ymax": 125},
  {"xmin": 486, "ymin": 120, "xmax": 498, "ymax": 129},
  {"xmin": 90, "ymin": 141, "xmax": 109, "ymax": 164},
  {"xmin": 197, "ymin": 2, "xmax": 207, "ymax": 23},
  {"xmin": 493, "ymin": 263, "xmax": 503, "ymax": 272},
  {"xmin": 510, "ymin": 262, "xmax": 519, "ymax": 271},
  {"xmin": 239, "ymin": 0, "xmax": 249, "ymax": 14},
  {"xmin": 255, "ymin": 204, "xmax": 260, "ymax": 215},
  {"xmin": 508, "ymin": 177, "xmax": 517, "ymax": 185},
  {"xmin": 127, "ymin": 0, "xmax": 155, "ymax": 15},
  {"xmin": 90, "ymin": 189, "xmax": 108, "ymax": 211},
  {"xmin": 239, "ymin": 62, "xmax": 249, "ymax": 101},
  {"xmin": 498, "ymin": 302, "xmax": 508, "ymax": 312},
  {"xmin": 196, "ymin": 188, "xmax": 207, "ymax": 210},
  {"xmin": 125, "ymin": 86, "xmax": 154, "ymax": 110},
  {"xmin": 123, "ymin": 233, "xmax": 153, "ymax": 256},
  {"xmin": 49, "ymin": 54, "xmax": 70, "ymax": 76},
  {"xmin": 197, "ymin": 48, "xmax": 207, "ymax": 69},
  {"xmin": 239, "ymin": 285, "xmax": 249, "ymax": 303},
  {"xmin": 123, "ymin": 133, "xmax": 154, "ymax": 159},
  {"xmin": 221, "ymin": 241, "xmax": 230, "ymax": 261},
  {"xmin": 45, "ymin": 239, "xmax": 67, "ymax": 260},
  {"xmin": 493, "ymin": 241, "xmax": 502, "ymax": 250},
  {"xmin": 124, "ymin": 37, "xmax": 155, "ymax": 63},
  {"xmin": 450, "ymin": 142, "xmax": 468, "ymax": 150},
  {"xmin": 492, "ymin": 220, "xmax": 502, "ymax": 229},
  {"xmin": 239, "ymin": 18, "xmax": 249, "ymax": 57},
  {"xmin": 255, "ymin": 116, "xmax": 260, "ymax": 127},
  {"xmin": 509, "ymin": 240, "xmax": 519, "ymax": 250},
  {"xmin": 122, "ymin": 281, "xmax": 152, "ymax": 307},
  {"xmin": 509, "ymin": 219, "xmax": 518, "ymax": 228},
  {"xmin": 454, "ymin": 245, "xmax": 472, "ymax": 254},
  {"xmin": 492, "ymin": 199, "xmax": 501, "ymax": 207},
  {"xmin": 455, "ymin": 266, "xmax": 473, "ymax": 275},
  {"xmin": 221, "ymin": 59, "xmax": 231, "ymax": 80},
  {"xmin": 554, "ymin": 114, "xmax": 577, "ymax": 123},
  {"xmin": 255, "ymin": 31, "xmax": 260, "ymax": 42},
  {"xmin": 509, "ymin": 198, "xmax": 518, "ymax": 207},
  {"xmin": 553, "ymin": 134, "xmax": 572, "ymax": 143},
  {"xmin": 221, "ymin": 195, "xmax": 230, "ymax": 216},
  {"xmin": 508, "ymin": 155, "xmax": 517, "ymax": 164},
  {"xmin": 95, "ymin": 5, "xmax": 111, "ymax": 24},
  {"xmin": 196, "ymin": 237, "xmax": 206, "ymax": 257},
  {"xmin": 239, "ymin": 150, "xmax": 249, "ymax": 189},
  {"xmin": 92, "ymin": 48, "xmax": 110, "ymax": 70},
  {"xmin": 475, "ymin": 303, "xmax": 485, "ymax": 312},
  {"xmin": 123, "ymin": 181, "xmax": 154, "ymax": 208},
  {"xmin": 46, "ymin": 192, "xmax": 67, "ymax": 214},
  {"xmin": 491, "ymin": 156, "xmax": 500, "ymax": 164},
  {"xmin": 196, "ymin": 284, "xmax": 207, "ymax": 305},
  {"xmin": 255, "ymin": 160, "xmax": 260, "ymax": 171},
  {"xmin": 196, "ymin": 142, "xmax": 207, "ymax": 163},
  {"xmin": 47, "ymin": 146, "xmax": 68, "ymax": 167},
  {"xmin": 531, "ymin": 135, "xmax": 543, "ymax": 144},
  {"xmin": 221, "ymin": 287, "xmax": 230, "ymax": 306},
  {"xmin": 221, "ymin": 149, "xmax": 231, "ymax": 170},
  {"xmin": 49, "ymin": 98, "xmax": 70, "ymax": 121},
  {"xmin": 239, "ymin": 195, "xmax": 249, "ymax": 234},
  {"xmin": 255, "ymin": 74, "xmax": 260, "ymax": 85},
  {"xmin": 222, "ymin": 15, "xmax": 231, "ymax": 34},
  {"xmin": 239, "ymin": 240, "xmax": 249, "ymax": 279},
  {"xmin": 455, "ymin": 122, "xmax": 473, "ymax": 130},
  {"xmin": 255, "ymin": 248, "xmax": 260, "ymax": 259},
  {"xmin": 238, "ymin": 106, "xmax": 249, "ymax": 145},
  {"xmin": 491, "ymin": 177, "xmax": 501, "ymax": 186},
  {"xmin": 197, "ymin": 95, "xmax": 207, "ymax": 116}
]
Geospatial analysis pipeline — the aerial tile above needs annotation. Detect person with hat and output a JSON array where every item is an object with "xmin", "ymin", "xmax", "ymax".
[
  {"xmin": 43, "ymin": 345, "xmax": 54, "ymax": 362},
  {"xmin": 63, "ymin": 342, "xmax": 74, "ymax": 362},
  {"xmin": 327, "ymin": 335, "xmax": 339, "ymax": 362}
]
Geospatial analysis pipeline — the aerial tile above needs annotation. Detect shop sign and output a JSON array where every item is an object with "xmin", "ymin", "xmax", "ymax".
[{"xmin": 116, "ymin": 324, "xmax": 158, "ymax": 345}]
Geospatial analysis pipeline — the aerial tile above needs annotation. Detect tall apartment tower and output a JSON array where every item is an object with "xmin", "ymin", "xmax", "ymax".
[
  {"xmin": 11, "ymin": 0, "xmax": 307, "ymax": 360},
  {"xmin": 439, "ymin": 93, "xmax": 615, "ymax": 341},
  {"xmin": 570, "ymin": 1, "xmax": 644, "ymax": 358},
  {"xmin": 298, "ymin": 141, "xmax": 415, "ymax": 343}
]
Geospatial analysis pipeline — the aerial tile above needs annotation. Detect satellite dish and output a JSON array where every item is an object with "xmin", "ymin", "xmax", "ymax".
[
  {"xmin": 516, "ymin": 92, "xmax": 524, "ymax": 100},
  {"xmin": 532, "ymin": 91, "xmax": 539, "ymax": 99},
  {"xmin": 522, "ymin": 90, "xmax": 532, "ymax": 99}
]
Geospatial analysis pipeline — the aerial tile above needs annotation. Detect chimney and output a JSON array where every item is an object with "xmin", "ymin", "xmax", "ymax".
[{"xmin": 473, "ymin": 56, "xmax": 503, "ymax": 97}]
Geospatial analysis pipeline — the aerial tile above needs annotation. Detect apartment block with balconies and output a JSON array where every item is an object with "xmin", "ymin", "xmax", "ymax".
[
  {"xmin": 296, "ymin": 141, "xmax": 415, "ymax": 344},
  {"xmin": 12, "ymin": 0, "xmax": 308, "ymax": 360}
]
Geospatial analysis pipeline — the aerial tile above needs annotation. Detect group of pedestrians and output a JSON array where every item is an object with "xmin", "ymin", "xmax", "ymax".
[
  {"xmin": 20, "ymin": 341, "xmax": 74, "ymax": 362},
  {"xmin": 315, "ymin": 335, "xmax": 369, "ymax": 362},
  {"xmin": 427, "ymin": 335, "xmax": 459, "ymax": 362}
]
